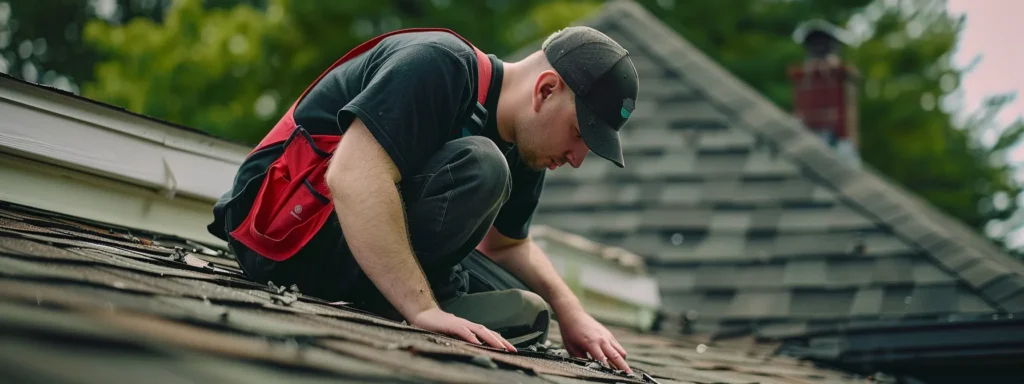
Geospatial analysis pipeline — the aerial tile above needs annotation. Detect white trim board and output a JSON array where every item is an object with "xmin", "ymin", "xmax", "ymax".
[
  {"xmin": 0, "ymin": 75, "xmax": 250, "ymax": 203},
  {"xmin": 543, "ymin": 240, "xmax": 662, "ymax": 309},
  {"xmin": 0, "ymin": 152, "xmax": 225, "ymax": 245}
]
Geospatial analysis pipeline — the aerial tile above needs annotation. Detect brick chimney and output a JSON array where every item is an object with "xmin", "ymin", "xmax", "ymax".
[{"xmin": 787, "ymin": 19, "xmax": 861, "ymax": 166}]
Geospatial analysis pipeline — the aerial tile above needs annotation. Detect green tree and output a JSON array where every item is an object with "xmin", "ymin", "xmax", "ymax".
[
  {"xmin": 0, "ymin": 0, "xmax": 171, "ymax": 92},
  {"xmin": 83, "ymin": 0, "xmax": 294, "ymax": 142},
  {"xmin": 845, "ymin": 1, "xmax": 1023, "ymax": 250},
  {"xmin": 81, "ymin": 0, "xmax": 600, "ymax": 144}
]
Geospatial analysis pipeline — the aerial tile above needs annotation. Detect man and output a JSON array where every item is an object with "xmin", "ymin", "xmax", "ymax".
[{"xmin": 209, "ymin": 26, "xmax": 639, "ymax": 374}]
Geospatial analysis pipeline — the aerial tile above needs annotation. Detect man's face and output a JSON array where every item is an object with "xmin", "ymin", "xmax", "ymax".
[{"xmin": 517, "ymin": 73, "xmax": 591, "ymax": 172}]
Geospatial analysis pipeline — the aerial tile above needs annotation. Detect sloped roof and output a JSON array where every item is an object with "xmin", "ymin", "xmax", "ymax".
[
  {"xmin": 528, "ymin": 0, "xmax": 1024, "ymax": 337},
  {"xmin": 0, "ymin": 199, "xmax": 872, "ymax": 384}
]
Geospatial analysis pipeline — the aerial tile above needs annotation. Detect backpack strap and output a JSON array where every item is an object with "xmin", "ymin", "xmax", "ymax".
[
  {"xmin": 473, "ymin": 46, "xmax": 492, "ymax": 105},
  {"xmin": 460, "ymin": 47, "xmax": 492, "ymax": 138}
]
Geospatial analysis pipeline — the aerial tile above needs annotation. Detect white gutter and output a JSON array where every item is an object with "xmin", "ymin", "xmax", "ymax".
[
  {"xmin": 0, "ymin": 152, "xmax": 227, "ymax": 245},
  {"xmin": 532, "ymin": 225, "xmax": 662, "ymax": 309},
  {"xmin": 0, "ymin": 75, "xmax": 250, "ymax": 203}
]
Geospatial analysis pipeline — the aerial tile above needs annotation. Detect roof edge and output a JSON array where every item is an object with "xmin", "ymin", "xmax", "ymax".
[
  {"xmin": 0, "ymin": 74, "xmax": 253, "ymax": 163},
  {"xmin": 530, "ymin": 224, "xmax": 649, "ymax": 274},
  {"xmin": 0, "ymin": 155, "xmax": 227, "ymax": 245},
  {"xmin": 1, "ymin": 75, "xmax": 246, "ymax": 202}
]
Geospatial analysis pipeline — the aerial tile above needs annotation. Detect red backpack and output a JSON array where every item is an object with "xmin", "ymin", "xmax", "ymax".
[{"xmin": 229, "ymin": 28, "xmax": 493, "ymax": 262}]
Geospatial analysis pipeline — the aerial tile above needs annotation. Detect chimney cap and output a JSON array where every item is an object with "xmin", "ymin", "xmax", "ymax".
[{"xmin": 792, "ymin": 19, "xmax": 854, "ymax": 46}]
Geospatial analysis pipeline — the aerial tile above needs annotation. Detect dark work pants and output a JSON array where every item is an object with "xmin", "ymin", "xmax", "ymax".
[{"xmin": 231, "ymin": 136, "xmax": 522, "ymax": 313}]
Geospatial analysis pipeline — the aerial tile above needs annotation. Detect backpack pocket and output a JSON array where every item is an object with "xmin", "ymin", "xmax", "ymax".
[{"xmin": 230, "ymin": 127, "xmax": 340, "ymax": 261}]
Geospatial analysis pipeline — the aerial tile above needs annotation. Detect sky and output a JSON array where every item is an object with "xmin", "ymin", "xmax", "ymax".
[
  {"xmin": 944, "ymin": 0, "xmax": 1024, "ymax": 246},
  {"xmin": 947, "ymin": 0, "xmax": 1024, "ymax": 149}
]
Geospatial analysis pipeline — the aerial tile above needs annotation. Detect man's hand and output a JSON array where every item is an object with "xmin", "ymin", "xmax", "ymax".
[
  {"xmin": 558, "ymin": 309, "xmax": 631, "ymax": 374},
  {"xmin": 409, "ymin": 308, "xmax": 517, "ymax": 352},
  {"xmin": 476, "ymin": 228, "xmax": 631, "ymax": 373}
]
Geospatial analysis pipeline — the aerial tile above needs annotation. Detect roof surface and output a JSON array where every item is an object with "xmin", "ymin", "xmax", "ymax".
[
  {"xmin": 529, "ymin": 0, "xmax": 1024, "ymax": 338},
  {"xmin": 0, "ymin": 200, "xmax": 871, "ymax": 384}
]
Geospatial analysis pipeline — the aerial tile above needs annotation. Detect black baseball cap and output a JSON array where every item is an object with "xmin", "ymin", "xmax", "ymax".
[{"xmin": 543, "ymin": 26, "xmax": 639, "ymax": 168}]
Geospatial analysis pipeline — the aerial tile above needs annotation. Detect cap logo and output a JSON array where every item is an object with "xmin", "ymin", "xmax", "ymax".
[{"xmin": 620, "ymin": 98, "xmax": 635, "ymax": 119}]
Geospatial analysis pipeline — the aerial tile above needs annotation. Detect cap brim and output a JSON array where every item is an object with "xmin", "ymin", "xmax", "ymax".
[{"xmin": 576, "ymin": 95, "xmax": 625, "ymax": 168}]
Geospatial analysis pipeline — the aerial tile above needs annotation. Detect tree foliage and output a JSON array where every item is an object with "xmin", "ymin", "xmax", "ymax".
[
  {"xmin": 0, "ymin": 0, "xmax": 170, "ymax": 92},
  {"xmin": 844, "ymin": 1, "xmax": 1022, "ymax": 249},
  {"xmin": 83, "ymin": 0, "xmax": 294, "ymax": 142},
  {"xmin": 81, "ymin": 0, "xmax": 601, "ymax": 144}
]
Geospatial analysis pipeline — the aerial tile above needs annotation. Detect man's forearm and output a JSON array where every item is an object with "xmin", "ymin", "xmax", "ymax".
[
  {"xmin": 328, "ymin": 168, "xmax": 437, "ymax": 320},
  {"xmin": 483, "ymin": 240, "xmax": 585, "ymax": 317}
]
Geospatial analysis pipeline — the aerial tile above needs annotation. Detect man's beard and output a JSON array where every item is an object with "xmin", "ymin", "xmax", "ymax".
[{"xmin": 516, "ymin": 145, "xmax": 547, "ymax": 172}]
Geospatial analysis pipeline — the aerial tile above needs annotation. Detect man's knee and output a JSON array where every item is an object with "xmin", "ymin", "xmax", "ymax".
[
  {"xmin": 450, "ymin": 136, "xmax": 511, "ymax": 206},
  {"xmin": 504, "ymin": 290, "xmax": 551, "ymax": 346},
  {"xmin": 439, "ymin": 288, "xmax": 551, "ymax": 347},
  {"xmin": 514, "ymin": 290, "xmax": 552, "ymax": 323}
]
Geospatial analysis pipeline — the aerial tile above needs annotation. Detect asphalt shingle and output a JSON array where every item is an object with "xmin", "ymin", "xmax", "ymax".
[
  {"xmin": 848, "ymin": 288, "xmax": 885, "ymax": 316},
  {"xmin": 982, "ymin": 274, "xmax": 1024, "ymax": 302},
  {"xmin": 788, "ymin": 289, "xmax": 857, "ymax": 318},
  {"xmin": 782, "ymin": 260, "xmax": 829, "ymax": 287}
]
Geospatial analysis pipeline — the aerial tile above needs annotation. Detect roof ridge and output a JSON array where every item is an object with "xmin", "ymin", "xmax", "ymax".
[{"xmin": 592, "ymin": 0, "xmax": 1024, "ymax": 313}]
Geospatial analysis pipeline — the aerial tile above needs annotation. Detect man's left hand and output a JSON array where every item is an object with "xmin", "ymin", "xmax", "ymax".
[{"xmin": 558, "ymin": 309, "xmax": 631, "ymax": 374}]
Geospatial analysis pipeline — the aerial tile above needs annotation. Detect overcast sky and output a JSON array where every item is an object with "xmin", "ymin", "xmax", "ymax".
[
  {"xmin": 947, "ymin": 0, "xmax": 1024, "ymax": 155},
  {"xmin": 945, "ymin": 0, "xmax": 1024, "ymax": 246}
]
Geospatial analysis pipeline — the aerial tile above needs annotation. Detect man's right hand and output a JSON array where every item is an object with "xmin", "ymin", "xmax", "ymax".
[{"xmin": 409, "ymin": 307, "xmax": 517, "ymax": 352}]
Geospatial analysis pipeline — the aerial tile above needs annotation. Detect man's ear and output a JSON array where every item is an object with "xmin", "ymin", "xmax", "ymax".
[{"xmin": 532, "ymin": 70, "xmax": 561, "ymax": 112}]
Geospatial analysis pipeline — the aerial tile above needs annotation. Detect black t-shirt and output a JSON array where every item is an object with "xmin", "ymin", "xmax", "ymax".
[{"xmin": 292, "ymin": 31, "xmax": 545, "ymax": 240}]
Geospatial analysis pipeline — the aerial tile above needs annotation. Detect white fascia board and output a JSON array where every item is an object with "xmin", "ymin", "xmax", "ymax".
[
  {"xmin": 579, "ymin": 262, "xmax": 662, "ymax": 308},
  {"xmin": 540, "ymin": 238, "xmax": 662, "ymax": 308},
  {"xmin": 0, "ymin": 153, "xmax": 225, "ymax": 245},
  {"xmin": 531, "ymin": 224, "xmax": 649, "ymax": 274},
  {"xmin": 0, "ymin": 76, "xmax": 250, "ymax": 203}
]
